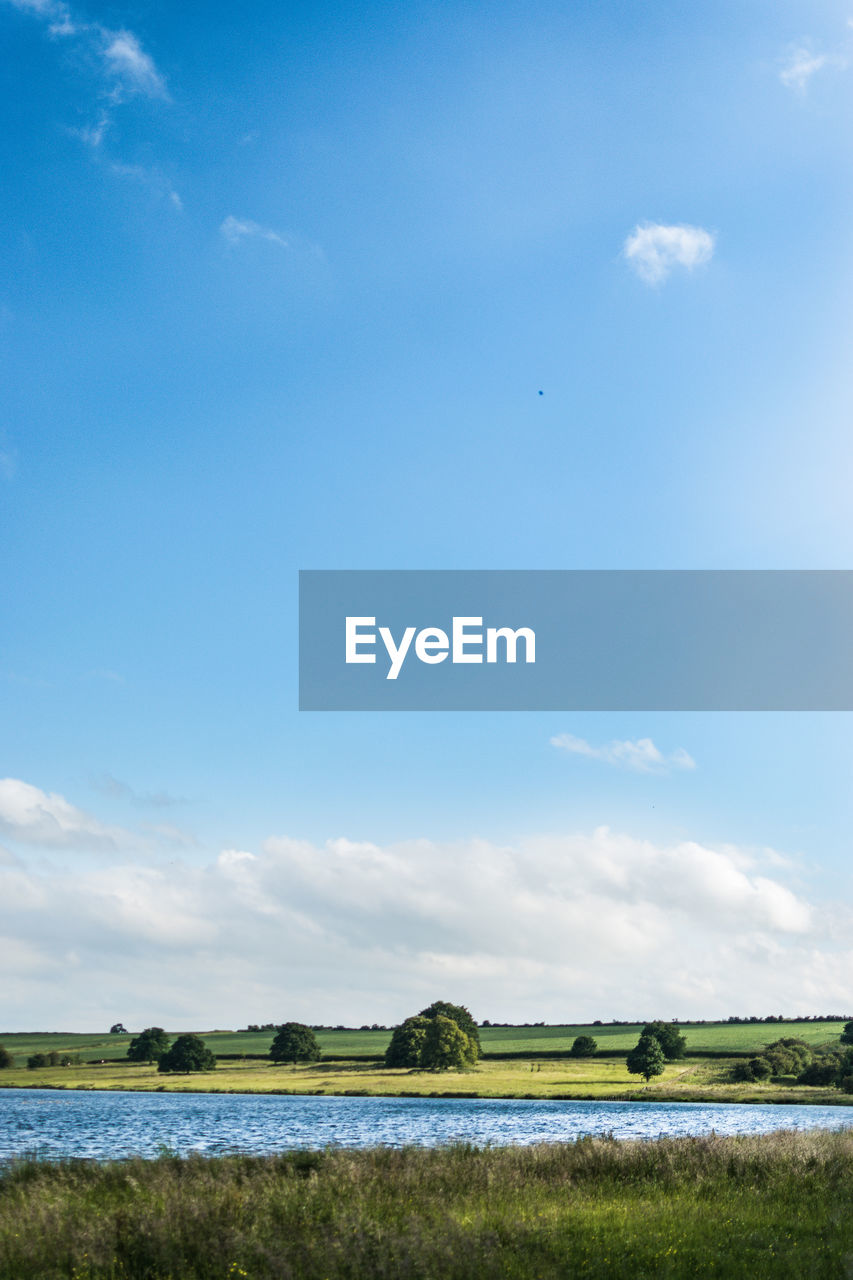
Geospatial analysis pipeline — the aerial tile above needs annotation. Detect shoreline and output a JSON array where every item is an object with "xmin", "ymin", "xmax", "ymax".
[{"xmin": 2, "ymin": 1080, "xmax": 852, "ymax": 1106}]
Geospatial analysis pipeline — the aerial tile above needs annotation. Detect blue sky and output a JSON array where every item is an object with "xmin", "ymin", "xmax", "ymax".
[{"xmin": 3, "ymin": 0, "xmax": 853, "ymax": 1030}]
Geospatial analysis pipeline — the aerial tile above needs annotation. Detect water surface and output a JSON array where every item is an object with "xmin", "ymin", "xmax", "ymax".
[{"xmin": 2, "ymin": 1090, "xmax": 852, "ymax": 1161}]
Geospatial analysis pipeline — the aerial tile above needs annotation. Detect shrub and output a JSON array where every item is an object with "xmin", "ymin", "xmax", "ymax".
[
  {"xmin": 730, "ymin": 1061, "xmax": 754, "ymax": 1082},
  {"xmin": 570, "ymin": 1035, "xmax": 598, "ymax": 1058},
  {"xmin": 798, "ymin": 1057, "xmax": 842, "ymax": 1086}
]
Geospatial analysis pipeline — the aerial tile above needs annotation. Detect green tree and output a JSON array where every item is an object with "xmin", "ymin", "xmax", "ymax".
[
  {"xmin": 127, "ymin": 1027, "xmax": 170, "ymax": 1064},
  {"xmin": 840, "ymin": 1022, "xmax": 853, "ymax": 1045},
  {"xmin": 421, "ymin": 1014, "xmax": 475, "ymax": 1070},
  {"xmin": 642, "ymin": 1021, "xmax": 687, "ymax": 1060},
  {"xmin": 157, "ymin": 1034, "xmax": 216, "ymax": 1074},
  {"xmin": 626, "ymin": 1033, "xmax": 665, "ymax": 1082},
  {"xmin": 0, "ymin": 1046, "xmax": 12, "ymax": 1069},
  {"xmin": 270, "ymin": 1023, "xmax": 321, "ymax": 1064},
  {"xmin": 419, "ymin": 1002, "xmax": 481, "ymax": 1060},
  {"xmin": 384, "ymin": 1016, "xmax": 430, "ymax": 1068},
  {"xmin": 570, "ymin": 1035, "xmax": 598, "ymax": 1058}
]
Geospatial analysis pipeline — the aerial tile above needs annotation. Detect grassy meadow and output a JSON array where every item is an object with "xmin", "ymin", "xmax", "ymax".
[
  {"xmin": 0, "ymin": 1022, "xmax": 850, "ymax": 1103},
  {"xmin": 2, "ymin": 1130, "xmax": 853, "ymax": 1278},
  {"xmin": 0, "ymin": 1034, "xmax": 850, "ymax": 1105}
]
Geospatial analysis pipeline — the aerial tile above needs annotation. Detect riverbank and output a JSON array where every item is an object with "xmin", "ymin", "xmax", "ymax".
[
  {"xmin": 1, "ymin": 1054, "xmax": 850, "ymax": 1106},
  {"xmin": 2, "ymin": 1129, "xmax": 852, "ymax": 1278}
]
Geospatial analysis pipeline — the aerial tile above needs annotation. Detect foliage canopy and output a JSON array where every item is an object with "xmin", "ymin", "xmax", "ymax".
[
  {"xmin": 270, "ymin": 1023, "xmax": 322, "ymax": 1064},
  {"xmin": 626, "ymin": 1033, "xmax": 665, "ymax": 1082},
  {"xmin": 384, "ymin": 1001, "xmax": 480, "ymax": 1069},
  {"xmin": 642, "ymin": 1021, "xmax": 687, "ymax": 1061},
  {"xmin": 157, "ymin": 1034, "xmax": 216, "ymax": 1074},
  {"xmin": 127, "ymin": 1027, "xmax": 170, "ymax": 1064}
]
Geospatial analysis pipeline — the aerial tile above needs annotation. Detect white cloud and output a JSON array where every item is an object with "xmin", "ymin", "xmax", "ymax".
[
  {"xmin": 101, "ymin": 29, "xmax": 168, "ymax": 100},
  {"xmin": 0, "ymin": 815, "xmax": 841, "ymax": 1029},
  {"xmin": 551, "ymin": 732, "xmax": 695, "ymax": 774},
  {"xmin": 0, "ymin": 778, "xmax": 130, "ymax": 849},
  {"xmin": 780, "ymin": 45, "xmax": 845, "ymax": 91},
  {"xmin": 623, "ymin": 222, "xmax": 715, "ymax": 285},
  {"xmin": 220, "ymin": 215, "xmax": 290, "ymax": 249}
]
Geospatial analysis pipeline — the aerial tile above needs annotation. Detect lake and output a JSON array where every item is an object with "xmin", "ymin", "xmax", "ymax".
[{"xmin": 2, "ymin": 1089, "xmax": 852, "ymax": 1161}]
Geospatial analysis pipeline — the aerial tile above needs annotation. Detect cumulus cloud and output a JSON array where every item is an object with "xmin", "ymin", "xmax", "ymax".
[
  {"xmin": 220, "ymin": 215, "xmax": 290, "ymax": 249},
  {"xmin": 780, "ymin": 45, "xmax": 845, "ymax": 91},
  {"xmin": 0, "ymin": 778, "xmax": 130, "ymax": 849},
  {"xmin": 0, "ymin": 819, "xmax": 841, "ymax": 1029},
  {"xmin": 550, "ymin": 733, "xmax": 695, "ymax": 774},
  {"xmin": 623, "ymin": 222, "xmax": 715, "ymax": 285}
]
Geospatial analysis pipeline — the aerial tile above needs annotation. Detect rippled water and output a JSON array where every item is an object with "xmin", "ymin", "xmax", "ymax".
[{"xmin": 1, "ymin": 1089, "xmax": 852, "ymax": 1161}]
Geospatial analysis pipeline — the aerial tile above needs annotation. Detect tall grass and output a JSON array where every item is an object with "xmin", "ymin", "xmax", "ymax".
[{"xmin": 2, "ymin": 1129, "xmax": 853, "ymax": 1278}]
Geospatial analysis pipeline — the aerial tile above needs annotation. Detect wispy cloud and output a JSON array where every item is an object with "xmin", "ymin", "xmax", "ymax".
[
  {"xmin": 550, "ymin": 732, "xmax": 696, "ymax": 774},
  {"xmin": 110, "ymin": 164, "xmax": 182, "ymax": 211},
  {"xmin": 84, "ymin": 667, "xmax": 125, "ymax": 684},
  {"xmin": 220, "ymin": 215, "xmax": 290, "ymax": 249},
  {"xmin": 623, "ymin": 222, "xmax": 715, "ymax": 285},
  {"xmin": 4, "ymin": 1, "xmax": 168, "ymax": 98},
  {"xmin": 5, "ymin": 0, "xmax": 169, "ymax": 169},
  {"xmin": 4, "ymin": 0, "xmax": 74, "ymax": 30},
  {"xmin": 91, "ymin": 772, "xmax": 187, "ymax": 810},
  {"xmin": 780, "ymin": 44, "xmax": 846, "ymax": 92},
  {"xmin": 101, "ymin": 29, "xmax": 168, "ymax": 100}
]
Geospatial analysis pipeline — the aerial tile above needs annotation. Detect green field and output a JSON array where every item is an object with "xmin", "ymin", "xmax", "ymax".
[
  {"xmin": 3, "ymin": 1130, "xmax": 853, "ymax": 1278},
  {"xmin": 0, "ymin": 1020, "xmax": 846, "ymax": 1066}
]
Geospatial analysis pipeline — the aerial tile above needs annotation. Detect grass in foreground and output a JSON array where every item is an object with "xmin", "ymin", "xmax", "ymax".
[{"xmin": 2, "ymin": 1130, "xmax": 853, "ymax": 1278}]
